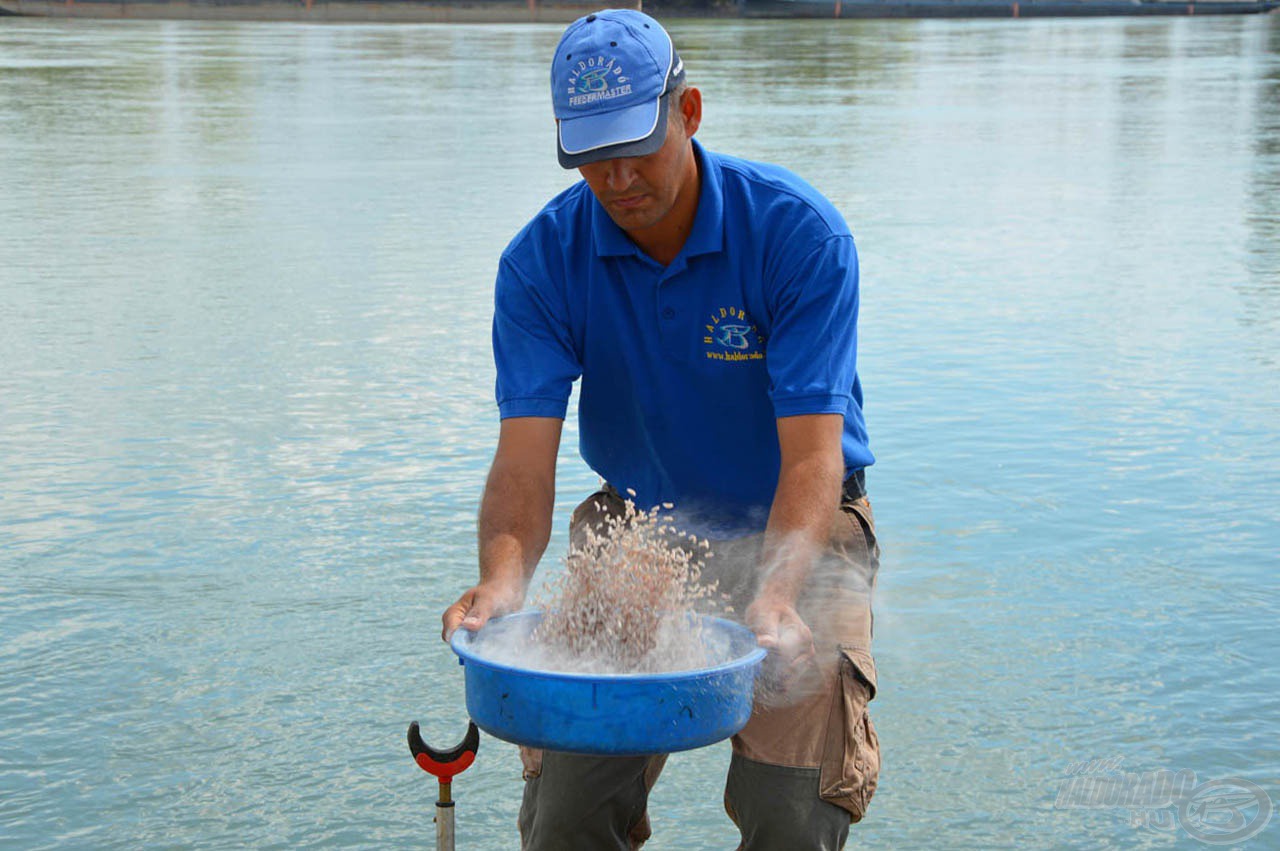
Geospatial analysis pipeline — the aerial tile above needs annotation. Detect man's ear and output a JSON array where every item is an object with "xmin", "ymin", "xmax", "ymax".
[{"xmin": 681, "ymin": 87, "xmax": 703, "ymax": 139}]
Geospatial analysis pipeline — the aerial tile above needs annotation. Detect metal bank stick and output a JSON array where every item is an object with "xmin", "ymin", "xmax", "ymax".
[{"xmin": 408, "ymin": 720, "xmax": 480, "ymax": 851}]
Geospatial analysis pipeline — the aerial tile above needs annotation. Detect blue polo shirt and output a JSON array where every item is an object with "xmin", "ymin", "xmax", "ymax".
[{"xmin": 493, "ymin": 140, "xmax": 872, "ymax": 536}]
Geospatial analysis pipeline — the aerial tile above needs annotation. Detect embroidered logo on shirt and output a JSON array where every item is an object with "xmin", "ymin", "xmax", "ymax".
[
  {"xmin": 566, "ymin": 56, "xmax": 632, "ymax": 107},
  {"xmin": 703, "ymin": 306, "xmax": 765, "ymax": 362}
]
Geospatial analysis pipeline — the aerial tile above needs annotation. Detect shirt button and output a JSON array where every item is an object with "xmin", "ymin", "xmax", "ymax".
[{"xmin": 662, "ymin": 307, "xmax": 676, "ymax": 320}]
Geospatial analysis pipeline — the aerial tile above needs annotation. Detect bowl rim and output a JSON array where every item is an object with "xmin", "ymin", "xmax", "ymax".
[{"xmin": 450, "ymin": 610, "xmax": 767, "ymax": 683}]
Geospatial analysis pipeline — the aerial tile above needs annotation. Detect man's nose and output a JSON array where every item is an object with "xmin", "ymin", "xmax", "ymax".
[{"xmin": 604, "ymin": 159, "xmax": 637, "ymax": 191}]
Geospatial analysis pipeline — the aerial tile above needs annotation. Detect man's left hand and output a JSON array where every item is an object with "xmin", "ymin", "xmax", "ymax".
[{"xmin": 745, "ymin": 595, "xmax": 816, "ymax": 692}]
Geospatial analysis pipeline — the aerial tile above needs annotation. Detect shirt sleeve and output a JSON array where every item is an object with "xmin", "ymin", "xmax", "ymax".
[
  {"xmin": 492, "ymin": 253, "xmax": 581, "ymax": 419},
  {"xmin": 764, "ymin": 234, "xmax": 859, "ymax": 417}
]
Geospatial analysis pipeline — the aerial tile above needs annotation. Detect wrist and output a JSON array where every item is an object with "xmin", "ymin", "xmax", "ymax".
[
  {"xmin": 752, "ymin": 570, "xmax": 801, "ymax": 608},
  {"xmin": 473, "ymin": 566, "xmax": 526, "ymax": 610},
  {"xmin": 754, "ymin": 581, "xmax": 800, "ymax": 610}
]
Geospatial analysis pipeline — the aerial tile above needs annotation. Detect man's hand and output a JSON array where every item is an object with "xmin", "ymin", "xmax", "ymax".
[
  {"xmin": 745, "ymin": 593, "xmax": 816, "ymax": 691},
  {"xmin": 441, "ymin": 580, "xmax": 525, "ymax": 641}
]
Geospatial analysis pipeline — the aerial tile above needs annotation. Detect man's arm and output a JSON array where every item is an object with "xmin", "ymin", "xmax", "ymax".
[
  {"xmin": 441, "ymin": 416, "xmax": 563, "ymax": 640},
  {"xmin": 746, "ymin": 413, "xmax": 846, "ymax": 675}
]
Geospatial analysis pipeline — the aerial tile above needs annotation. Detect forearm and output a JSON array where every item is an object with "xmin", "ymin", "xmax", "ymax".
[
  {"xmin": 476, "ymin": 456, "xmax": 555, "ymax": 593},
  {"xmin": 758, "ymin": 440, "xmax": 844, "ymax": 606},
  {"xmin": 442, "ymin": 416, "xmax": 562, "ymax": 640}
]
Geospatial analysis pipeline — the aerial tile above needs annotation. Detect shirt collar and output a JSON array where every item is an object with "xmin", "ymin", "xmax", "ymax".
[
  {"xmin": 590, "ymin": 138, "xmax": 726, "ymax": 261},
  {"xmin": 681, "ymin": 139, "xmax": 725, "ymax": 260}
]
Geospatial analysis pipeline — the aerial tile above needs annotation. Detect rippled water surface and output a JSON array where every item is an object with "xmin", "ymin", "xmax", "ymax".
[{"xmin": 2, "ymin": 14, "xmax": 1277, "ymax": 849}]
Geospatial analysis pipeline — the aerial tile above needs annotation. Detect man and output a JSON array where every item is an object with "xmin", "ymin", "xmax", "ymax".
[{"xmin": 442, "ymin": 10, "xmax": 880, "ymax": 850}]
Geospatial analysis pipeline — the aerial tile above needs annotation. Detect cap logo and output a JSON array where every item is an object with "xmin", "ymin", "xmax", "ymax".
[{"xmin": 566, "ymin": 56, "xmax": 632, "ymax": 107}]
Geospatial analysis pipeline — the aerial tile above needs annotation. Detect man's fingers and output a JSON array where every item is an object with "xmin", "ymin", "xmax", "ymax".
[
  {"xmin": 748, "ymin": 608, "xmax": 780, "ymax": 648},
  {"xmin": 759, "ymin": 618, "xmax": 815, "ymax": 689},
  {"xmin": 776, "ymin": 623, "xmax": 810, "ymax": 659},
  {"xmin": 441, "ymin": 603, "xmax": 464, "ymax": 642},
  {"xmin": 784, "ymin": 641, "xmax": 817, "ymax": 672},
  {"xmin": 460, "ymin": 599, "xmax": 491, "ymax": 630},
  {"xmin": 441, "ymin": 583, "xmax": 520, "ymax": 642},
  {"xmin": 441, "ymin": 590, "xmax": 482, "ymax": 642}
]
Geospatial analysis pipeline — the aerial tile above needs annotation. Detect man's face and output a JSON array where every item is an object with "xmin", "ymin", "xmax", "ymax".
[{"xmin": 576, "ymin": 107, "xmax": 694, "ymax": 235}]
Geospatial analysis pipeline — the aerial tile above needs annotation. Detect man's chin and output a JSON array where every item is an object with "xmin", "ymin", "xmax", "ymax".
[{"xmin": 606, "ymin": 204, "xmax": 664, "ymax": 233}]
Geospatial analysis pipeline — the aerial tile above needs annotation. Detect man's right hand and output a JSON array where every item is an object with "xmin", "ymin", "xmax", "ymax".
[{"xmin": 441, "ymin": 581, "xmax": 525, "ymax": 641}]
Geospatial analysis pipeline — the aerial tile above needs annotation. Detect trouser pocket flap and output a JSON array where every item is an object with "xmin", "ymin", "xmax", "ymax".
[{"xmin": 842, "ymin": 644, "xmax": 877, "ymax": 701}]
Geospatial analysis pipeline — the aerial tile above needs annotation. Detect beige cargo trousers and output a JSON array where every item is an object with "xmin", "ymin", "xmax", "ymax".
[{"xmin": 518, "ymin": 483, "xmax": 881, "ymax": 850}]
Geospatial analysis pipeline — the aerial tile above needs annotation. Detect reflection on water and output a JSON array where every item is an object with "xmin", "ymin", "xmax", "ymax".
[
  {"xmin": 1240, "ymin": 19, "xmax": 1280, "ymax": 367},
  {"xmin": 2, "ymin": 15, "xmax": 1277, "ymax": 850}
]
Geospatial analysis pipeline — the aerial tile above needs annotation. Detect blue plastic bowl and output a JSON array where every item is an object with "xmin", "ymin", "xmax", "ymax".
[{"xmin": 450, "ymin": 611, "xmax": 766, "ymax": 756}]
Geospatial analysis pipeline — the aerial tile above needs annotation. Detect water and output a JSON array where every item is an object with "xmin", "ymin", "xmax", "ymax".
[{"xmin": 2, "ymin": 14, "xmax": 1277, "ymax": 849}]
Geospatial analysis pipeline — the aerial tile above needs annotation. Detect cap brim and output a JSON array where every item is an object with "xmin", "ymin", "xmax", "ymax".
[{"xmin": 557, "ymin": 93, "xmax": 670, "ymax": 169}]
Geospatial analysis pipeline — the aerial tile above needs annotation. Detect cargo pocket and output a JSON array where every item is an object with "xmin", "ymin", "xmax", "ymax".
[{"xmin": 818, "ymin": 645, "xmax": 880, "ymax": 823}]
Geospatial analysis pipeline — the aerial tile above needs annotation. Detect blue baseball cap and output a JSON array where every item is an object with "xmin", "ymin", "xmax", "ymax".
[{"xmin": 551, "ymin": 10, "xmax": 686, "ymax": 168}]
